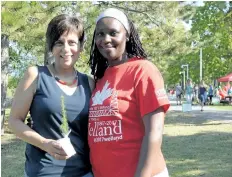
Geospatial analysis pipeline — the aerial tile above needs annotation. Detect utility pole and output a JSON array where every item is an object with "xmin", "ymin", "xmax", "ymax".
[
  {"xmin": 183, "ymin": 70, "xmax": 185, "ymax": 90},
  {"xmin": 181, "ymin": 64, "xmax": 189, "ymax": 80},
  {"xmin": 200, "ymin": 48, "xmax": 202, "ymax": 81},
  {"xmin": 179, "ymin": 71, "xmax": 185, "ymax": 90}
]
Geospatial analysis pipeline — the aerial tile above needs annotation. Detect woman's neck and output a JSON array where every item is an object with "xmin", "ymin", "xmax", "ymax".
[
  {"xmin": 53, "ymin": 63, "xmax": 76, "ymax": 79},
  {"xmin": 108, "ymin": 53, "xmax": 128, "ymax": 67}
]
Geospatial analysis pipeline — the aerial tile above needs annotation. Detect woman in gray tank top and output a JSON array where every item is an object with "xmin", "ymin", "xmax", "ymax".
[{"xmin": 8, "ymin": 14, "xmax": 94, "ymax": 177}]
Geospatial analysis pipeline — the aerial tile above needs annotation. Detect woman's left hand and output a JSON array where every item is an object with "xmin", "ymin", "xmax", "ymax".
[{"xmin": 42, "ymin": 138, "xmax": 69, "ymax": 160}]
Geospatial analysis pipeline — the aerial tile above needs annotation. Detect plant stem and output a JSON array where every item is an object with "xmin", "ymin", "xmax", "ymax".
[{"xmin": 61, "ymin": 95, "xmax": 69, "ymax": 135}]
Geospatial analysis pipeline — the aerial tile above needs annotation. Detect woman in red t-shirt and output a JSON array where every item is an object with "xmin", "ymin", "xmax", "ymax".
[{"xmin": 88, "ymin": 8, "xmax": 170, "ymax": 177}]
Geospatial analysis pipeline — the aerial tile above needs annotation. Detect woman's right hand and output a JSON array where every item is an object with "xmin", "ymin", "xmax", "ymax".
[{"xmin": 42, "ymin": 139, "xmax": 69, "ymax": 160}]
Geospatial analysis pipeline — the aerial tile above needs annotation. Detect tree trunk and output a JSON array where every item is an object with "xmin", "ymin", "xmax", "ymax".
[
  {"xmin": 44, "ymin": 43, "xmax": 54, "ymax": 66},
  {"xmin": 1, "ymin": 34, "xmax": 9, "ymax": 135}
]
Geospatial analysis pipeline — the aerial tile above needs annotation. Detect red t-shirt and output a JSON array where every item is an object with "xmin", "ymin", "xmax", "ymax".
[{"xmin": 88, "ymin": 58, "xmax": 170, "ymax": 177}]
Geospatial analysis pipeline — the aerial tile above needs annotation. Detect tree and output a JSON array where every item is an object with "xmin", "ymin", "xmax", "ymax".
[
  {"xmin": 3, "ymin": 1, "xmax": 200, "ymax": 91},
  {"xmin": 190, "ymin": 1, "xmax": 232, "ymax": 82},
  {"xmin": 1, "ymin": 34, "xmax": 9, "ymax": 135},
  {"xmin": 1, "ymin": 2, "xmax": 66, "ymax": 131},
  {"xmin": 4, "ymin": 1, "xmax": 231, "ymax": 103}
]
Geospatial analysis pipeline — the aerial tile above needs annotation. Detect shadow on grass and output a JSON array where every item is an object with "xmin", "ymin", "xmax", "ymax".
[
  {"xmin": 165, "ymin": 111, "xmax": 232, "ymax": 126},
  {"xmin": 163, "ymin": 131, "xmax": 232, "ymax": 177},
  {"xmin": 2, "ymin": 111, "xmax": 232, "ymax": 177},
  {"xmin": 1, "ymin": 137, "xmax": 26, "ymax": 177}
]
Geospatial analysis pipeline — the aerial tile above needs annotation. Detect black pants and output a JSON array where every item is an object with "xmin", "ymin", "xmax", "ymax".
[{"xmin": 209, "ymin": 95, "xmax": 213, "ymax": 103}]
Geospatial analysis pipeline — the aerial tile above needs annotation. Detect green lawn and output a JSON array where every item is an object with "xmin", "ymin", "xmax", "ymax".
[
  {"xmin": 1, "ymin": 126, "xmax": 26, "ymax": 177},
  {"xmin": 1, "ymin": 109, "xmax": 28, "ymax": 177},
  {"xmin": 1, "ymin": 110, "xmax": 232, "ymax": 177},
  {"xmin": 163, "ymin": 111, "xmax": 232, "ymax": 177},
  {"xmin": 208, "ymin": 105, "xmax": 232, "ymax": 110}
]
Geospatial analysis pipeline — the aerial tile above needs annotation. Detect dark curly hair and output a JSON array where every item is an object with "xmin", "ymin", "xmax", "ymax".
[{"xmin": 88, "ymin": 19, "xmax": 147, "ymax": 81}]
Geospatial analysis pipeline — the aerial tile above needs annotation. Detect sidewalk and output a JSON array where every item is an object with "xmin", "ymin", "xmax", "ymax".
[
  {"xmin": 167, "ymin": 98, "xmax": 232, "ymax": 123},
  {"xmin": 168, "ymin": 97, "xmax": 232, "ymax": 112},
  {"xmin": 169, "ymin": 100, "xmax": 218, "ymax": 111}
]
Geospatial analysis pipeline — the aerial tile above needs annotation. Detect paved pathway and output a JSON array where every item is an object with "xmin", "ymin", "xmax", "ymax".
[
  {"xmin": 167, "ymin": 97, "xmax": 232, "ymax": 122},
  {"xmin": 168, "ymin": 96, "xmax": 232, "ymax": 112},
  {"xmin": 169, "ymin": 100, "xmax": 223, "ymax": 111}
]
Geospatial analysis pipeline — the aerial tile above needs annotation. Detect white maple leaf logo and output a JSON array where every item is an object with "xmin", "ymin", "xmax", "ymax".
[{"xmin": 92, "ymin": 81, "xmax": 113, "ymax": 106}]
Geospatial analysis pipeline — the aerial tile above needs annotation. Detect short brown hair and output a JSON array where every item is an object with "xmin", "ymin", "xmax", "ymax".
[{"xmin": 46, "ymin": 14, "xmax": 85, "ymax": 52}]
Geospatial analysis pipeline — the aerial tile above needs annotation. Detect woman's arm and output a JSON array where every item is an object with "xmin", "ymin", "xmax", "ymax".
[
  {"xmin": 134, "ymin": 107, "xmax": 166, "ymax": 177},
  {"xmin": 8, "ymin": 66, "xmax": 68, "ymax": 160}
]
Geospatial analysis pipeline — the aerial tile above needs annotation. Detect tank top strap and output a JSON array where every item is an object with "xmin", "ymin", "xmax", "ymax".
[{"xmin": 77, "ymin": 71, "xmax": 91, "ymax": 93}]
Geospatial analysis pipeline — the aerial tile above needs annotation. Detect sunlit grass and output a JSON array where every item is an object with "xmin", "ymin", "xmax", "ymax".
[
  {"xmin": 208, "ymin": 105, "xmax": 232, "ymax": 110},
  {"xmin": 163, "ymin": 111, "xmax": 232, "ymax": 177},
  {"xmin": 1, "ymin": 109, "xmax": 232, "ymax": 177}
]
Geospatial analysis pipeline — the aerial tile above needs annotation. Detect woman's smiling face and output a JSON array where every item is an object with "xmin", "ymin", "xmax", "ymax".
[
  {"xmin": 52, "ymin": 30, "xmax": 81, "ymax": 69},
  {"xmin": 95, "ymin": 17, "xmax": 128, "ymax": 66}
]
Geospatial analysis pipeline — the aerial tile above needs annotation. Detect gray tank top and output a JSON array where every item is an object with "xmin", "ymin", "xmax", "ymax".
[{"xmin": 25, "ymin": 66, "xmax": 92, "ymax": 177}]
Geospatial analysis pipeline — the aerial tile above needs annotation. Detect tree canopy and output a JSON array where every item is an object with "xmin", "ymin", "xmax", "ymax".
[{"xmin": 1, "ymin": 1, "xmax": 231, "ymax": 89}]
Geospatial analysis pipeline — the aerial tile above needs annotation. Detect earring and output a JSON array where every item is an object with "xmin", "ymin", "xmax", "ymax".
[
  {"xmin": 126, "ymin": 38, "xmax": 129, "ymax": 41},
  {"xmin": 49, "ymin": 52, "xmax": 54, "ymax": 57}
]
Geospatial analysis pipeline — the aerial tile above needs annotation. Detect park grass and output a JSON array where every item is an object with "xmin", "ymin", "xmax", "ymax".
[
  {"xmin": 163, "ymin": 111, "xmax": 232, "ymax": 177},
  {"xmin": 1, "ymin": 109, "xmax": 27, "ymax": 177},
  {"xmin": 208, "ymin": 105, "xmax": 232, "ymax": 110},
  {"xmin": 1, "ymin": 110, "xmax": 232, "ymax": 177},
  {"xmin": 1, "ymin": 124, "xmax": 26, "ymax": 177}
]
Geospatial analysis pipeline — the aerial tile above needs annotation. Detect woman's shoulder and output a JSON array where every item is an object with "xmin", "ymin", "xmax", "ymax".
[
  {"xmin": 130, "ymin": 58, "xmax": 159, "ymax": 71},
  {"xmin": 24, "ymin": 66, "xmax": 39, "ymax": 79},
  {"xmin": 77, "ymin": 71, "xmax": 95, "ymax": 92},
  {"xmin": 19, "ymin": 66, "xmax": 39, "ymax": 94},
  {"xmin": 77, "ymin": 71, "xmax": 92, "ymax": 80}
]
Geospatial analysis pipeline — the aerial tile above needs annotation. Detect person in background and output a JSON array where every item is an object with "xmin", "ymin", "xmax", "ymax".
[
  {"xmin": 226, "ymin": 85, "xmax": 232, "ymax": 104},
  {"xmin": 176, "ymin": 83, "xmax": 183, "ymax": 105},
  {"xmin": 8, "ymin": 14, "xmax": 94, "ymax": 177},
  {"xmin": 224, "ymin": 81, "xmax": 231, "ymax": 93},
  {"xmin": 228, "ymin": 86, "xmax": 232, "ymax": 96},
  {"xmin": 199, "ymin": 80, "xmax": 207, "ymax": 111},
  {"xmin": 193, "ymin": 84, "xmax": 199, "ymax": 104},
  {"xmin": 215, "ymin": 86, "xmax": 220, "ymax": 98},
  {"xmin": 88, "ymin": 8, "xmax": 170, "ymax": 177},
  {"xmin": 208, "ymin": 84, "xmax": 214, "ymax": 105},
  {"xmin": 185, "ymin": 79, "xmax": 193, "ymax": 104},
  {"xmin": 218, "ymin": 85, "xmax": 227, "ymax": 100},
  {"xmin": 170, "ymin": 87, "xmax": 175, "ymax": 99}
]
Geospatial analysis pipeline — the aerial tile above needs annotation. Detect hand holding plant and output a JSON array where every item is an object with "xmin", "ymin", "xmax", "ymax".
[{"xmin": 57, "ymin": 95, "xmax": 76, "ymax": 158}]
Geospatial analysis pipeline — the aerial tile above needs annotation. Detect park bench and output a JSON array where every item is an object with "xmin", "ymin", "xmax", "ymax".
[
  {"xmin": 220, "ymin": 99, "xmax": 229, "ymax": 104},
  {"xmin": 220, "ymin": 96, "xmax": 231, "ymax": 105}
]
